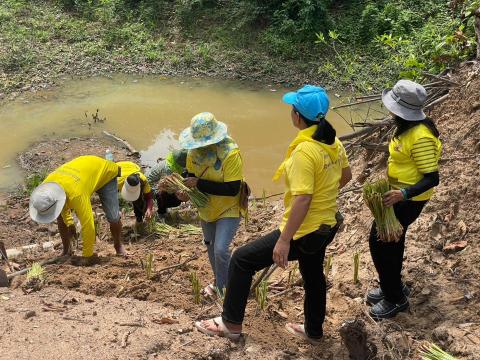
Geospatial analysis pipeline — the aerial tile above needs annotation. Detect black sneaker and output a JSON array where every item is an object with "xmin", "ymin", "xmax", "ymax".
[
  {"xmin": 366, "ymin": 284, "xmax": 410, "ymax": 305},
  {"xmin": 369, "ymin": 297, "xmax": 409, "ymax": 320}
]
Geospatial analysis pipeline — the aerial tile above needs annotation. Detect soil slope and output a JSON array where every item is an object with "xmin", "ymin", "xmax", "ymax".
[{"xmin": 1, "ymin": 62, "xmax": 480, "ymax": 359}]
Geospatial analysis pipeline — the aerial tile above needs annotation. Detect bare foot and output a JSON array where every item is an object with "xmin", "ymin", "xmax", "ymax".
[{"xmin": 114, "ymin": 243, "xmax": 128, "ymax": 257}]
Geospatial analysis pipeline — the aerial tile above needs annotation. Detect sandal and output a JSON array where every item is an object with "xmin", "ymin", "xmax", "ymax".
[
  {"xmin": 202, "ymin": 284, "xmax": 216, "ymax": 297},
  {"xmin": 194, "ymin": 316, "xmax": 241, "ymax": 340},
  {"xmin": 285, "ymin": 323, "xmax": 322, "ymax": 345}
]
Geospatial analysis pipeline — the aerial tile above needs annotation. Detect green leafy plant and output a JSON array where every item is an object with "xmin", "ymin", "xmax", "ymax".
[
  {"xmin": 190, "ymin": 271, "xmax": 201, "ymax": 305},
  {"xmin": 27, "ymin": 263, "xmax": 45, "ymax": 281},
  {"xmin": 363, "ymin": 179, "xmax": 403, "ymax": 242},
  {"xmin": 255, "ymin": 279, "xmax": 268, "ymax": 310},
  {"xmin": 24, "ymin": 171, "xmax": 47, "ymax": 194}
]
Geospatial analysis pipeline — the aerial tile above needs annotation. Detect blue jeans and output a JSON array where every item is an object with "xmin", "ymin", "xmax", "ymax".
[
  {"xmin": 96, "ymin": 177, "xmax": 121, "ymax": 223},
  {"xmin": 201, "ymin": 217, "xmax": 240, "ymax": 291}
]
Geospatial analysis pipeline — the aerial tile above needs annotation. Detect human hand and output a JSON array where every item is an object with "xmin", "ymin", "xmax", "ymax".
[
  {"xmin": 272, "ymin": 236, "xmax": 290, "ymax": 269},
  {"xmin": 145, "ymin": 207, "xmax": 154, "ymax": 220},
  {"xmin": 176, "ymin": 191, "xmax": 189, "ymax": 202},
  {"xmin": 383, "ymin": 190, "xmax": 404, "ymax": 207},
  {"xmin": 183, "ymin": 177, "xmax": 199, "ymax": 189}
]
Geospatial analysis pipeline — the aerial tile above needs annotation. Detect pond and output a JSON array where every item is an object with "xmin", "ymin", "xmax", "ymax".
[{"xmin": 0, "ymin": 76, "xmax": 383, "ymax": 195}]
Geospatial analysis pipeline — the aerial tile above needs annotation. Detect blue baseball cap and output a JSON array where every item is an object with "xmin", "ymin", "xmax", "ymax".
[{"xmin": 282, "ymin": 85, "xmax": 330, "ymax": 121}]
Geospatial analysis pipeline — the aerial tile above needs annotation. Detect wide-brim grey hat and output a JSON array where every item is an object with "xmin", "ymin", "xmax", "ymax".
[
  {"xmin": 382, "ymin": 80, "xmax": 427, "ymax": 121},
  {"xmin": 29, "ymin": 182, "xmax": 66, "ymax": 224}
]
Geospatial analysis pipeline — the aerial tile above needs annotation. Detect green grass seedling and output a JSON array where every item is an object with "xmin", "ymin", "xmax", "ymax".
[
  {"xmin": 190, "ymin": 271, "xmax": 201, "ymax": 304},
  {"xmin": 255, "ymin": 280, "xmax": 268, "ymax": 310}
]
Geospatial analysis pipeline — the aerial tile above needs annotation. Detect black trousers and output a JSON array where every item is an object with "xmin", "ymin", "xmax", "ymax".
[
  {"xmin": 221, "ymin": 229, "xmax": 329, "ymax": 338},
  {"xmin": 155, "ymin": 191, "xmax": 181, "ymax": 216},
  {"xmin": 369, "ymin": 200, "xmax": 426, "ymax": 303},
  {"xmin": 132, "ymin": 193, "xmax": 147, "ymax": 223}
]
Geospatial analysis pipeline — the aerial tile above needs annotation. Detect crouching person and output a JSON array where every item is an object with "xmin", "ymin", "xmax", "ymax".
[
  {"xmin": 146, "ymin": 149, "xmax": 187, "ymax": 217},
  {"xmin": 194, "ymin": 85, "xmax": 352, "ymax": 343},
  {"xmin": 29, "ymin": 155, "xmax": 126, "ymax": 258},
  {"xmin": 117, "ymin": 161, "xmax": 154, "ymax": 232}
]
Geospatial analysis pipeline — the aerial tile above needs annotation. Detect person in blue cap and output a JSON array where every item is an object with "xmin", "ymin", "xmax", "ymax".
[{"xmin": 195, "ymin": 85, "xmax": 352, "ymax": 343}]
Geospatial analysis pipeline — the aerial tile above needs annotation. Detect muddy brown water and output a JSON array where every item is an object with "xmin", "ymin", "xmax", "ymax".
[{"xmin": 0, "ymin": 76, "xmax": 383, "ymax": 195}]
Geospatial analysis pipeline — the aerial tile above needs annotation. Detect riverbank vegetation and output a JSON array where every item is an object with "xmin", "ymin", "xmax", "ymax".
[{"xmin": 0, "ymin": 0, "xmax": 479, "ymax": 97}]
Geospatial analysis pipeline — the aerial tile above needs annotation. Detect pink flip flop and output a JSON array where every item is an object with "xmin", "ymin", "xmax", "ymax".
[
  {"xmin": 202, "ymin": 284, "xmax": 216, "ymax": 297},
  {"xmin": 285, "ymin": 323, "xmax": 322, "ymax": 345},
  {"xmin": 195, "ymin": 317, "xmax": 241, "ymax": 340}
]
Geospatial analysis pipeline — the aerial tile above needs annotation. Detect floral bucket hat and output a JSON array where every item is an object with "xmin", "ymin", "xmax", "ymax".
[{"xmin": 179, "ymin": 112, "xmax": 228, "ymax": 150}]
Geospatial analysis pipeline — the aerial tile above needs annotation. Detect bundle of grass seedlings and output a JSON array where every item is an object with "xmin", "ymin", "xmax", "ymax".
[
  {"xmin": 420, "ymin": 343, "xmax": 457, "ymax": 360},
  {"xmin": 363, "ymin": 179, "xmax": 403, "ymax": 242},
  {"xmin": 163, "ymin": 173, "xmax": 209, "ymax": 208}
]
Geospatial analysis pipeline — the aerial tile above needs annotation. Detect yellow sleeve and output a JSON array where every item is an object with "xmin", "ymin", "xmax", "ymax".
[
  {"xmin": 60, "ymin": 207, "xmax": 75, "ymax": 227},
  {"xmin": 139, "ymin": 173, "xmax": 152, "ymax": 194},
  {"xmin": 339, "ymin": 141, "xmax": 350, "ymax": 168},
  {"xmin": 287, "ymin": 149, "xmax": 320, "ymax": 195},
  {"xmin": 71, "ymin": 195, "xmax": 96, "ymax": 257},
  {"xmin": 223, "ymin": 151, "xmax": 243, "ymax": 182},
  {"xmin": 411, "ymin": 137, "xmax": 439, "ymax": 174}
]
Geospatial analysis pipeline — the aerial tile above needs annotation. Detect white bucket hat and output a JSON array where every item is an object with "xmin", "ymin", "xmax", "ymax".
[
  {"xmin": 382, "ymin": 80, "xmax": 427, "ymax": 121},
  {"xmin": 121, "ymin": 174, "xmax": 141, "ymax": 202},
  {"xmin": 29, "ymin": 182, "xmax": 66, "ymax": 224}
]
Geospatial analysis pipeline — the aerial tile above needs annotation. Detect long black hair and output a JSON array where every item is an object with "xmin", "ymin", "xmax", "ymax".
[
  {"xmin": 295, "ymin": 108, "xmax": 336, "ymax": 145},
  {"xmin": 393, "ymin": 116, "xmax": 440, "ymax": 139}
]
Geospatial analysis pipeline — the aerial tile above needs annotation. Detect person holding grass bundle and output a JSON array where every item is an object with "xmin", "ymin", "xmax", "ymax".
[
  {"xmin": 146, "ymin": 149, "xmax": 188, "ymax": 218},
  {"xmin": 367, "ymin": 80, "xmax": 442, "ymax": 320},
  {"xmin": 179, "ymin": 112, "xmax": 244, "ymax": 296},
  {"xmin": 195, "ymin": 85, "xmax": 352, "ymax": 343},
  {"xmin": 117, "ymin": 161, "xmax": 154, "ymax": 233}
]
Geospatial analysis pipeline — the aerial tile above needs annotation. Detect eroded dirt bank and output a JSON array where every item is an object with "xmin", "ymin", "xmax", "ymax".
[{"xmin": 1, "ymin": 63, "xmax": 480, "ymax": 359}]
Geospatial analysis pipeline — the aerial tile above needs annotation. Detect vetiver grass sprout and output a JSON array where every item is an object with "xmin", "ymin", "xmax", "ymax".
[
  {"xmin": 353, "ymin": 252, "xmax": 360, "ymax": 284},
  {"xmin": 255, "ymin": 280, "xmax": 268, "ymax": 310},
  {"xmin": 363, "ymin": 179, "xmax": 403, "ymax": 242},
  {"xmin": 163, "ymin": 173, "xmax": 209, "ymax": 208},
  {"xmin": 324, "ymin": 254, "xmax": 333, "ymax": 280},
  {"xmin": 190, "ymin": 271, "xmax": 201, "ymax": 304},
  {"xmin": 420, "ymin": 343, "xmax": 457, "ymax": 360},
  {"xmin": 145, "ymin": 253, "xmax": 154, "ymax": 279}
]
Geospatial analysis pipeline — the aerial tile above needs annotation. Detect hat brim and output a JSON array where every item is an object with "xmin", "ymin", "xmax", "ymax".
[
  {"xmin": 382, "ymin": 89, "xmax": 426, "ymax": 121},
  {"xmin": 29, "ymin": 182, "xmax": 66, "ymax": 224},
  {"xmin": 121, "ymin": 184, "xmax": 141, "ymax": 202},
  {"xmin": 178, "ymin": 121, "xmax": 228, "ymax": 150},
  {"xmin": 282, "ymin": 92, "xmax": 298, "ymax": 105}
]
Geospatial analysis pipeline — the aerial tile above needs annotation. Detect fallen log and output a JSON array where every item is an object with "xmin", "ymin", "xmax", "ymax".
[
  {"xmin": 339, "ymin": 119, "xmax": 393, "ymax": 141},
  {"xmin": 102, "ymin": 130, "xmax": 140, "ymax": 157},
  {"xmin": 425, "ymin": 94, "xmax": 450, "ymax": 110},
  {"xmin": 331, "ymin": 97, "xmax": 381, "ymax": 110},
  {"xmin": 422, "ymin": 72, "xmax": 460, "ymax": 87}
]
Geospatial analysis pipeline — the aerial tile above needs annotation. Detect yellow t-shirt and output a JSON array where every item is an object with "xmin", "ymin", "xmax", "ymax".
[
  {"xmin": 280, "ymin": 137, "xmax": 349, "ymax": 240},
  {"xmin": 43, "ymin": 156, "xmax": 119, "ymax": 257},
  {"xmin": 186, "ymin": 149, "xmax": 243, "ymax": 222},
  {"xmin": 117, "ymin": 161, "xmax": 152, "ymax": 195},
  {"xmin": 388, "ymin": 123, "xmax": 441, "ymax": 201}
]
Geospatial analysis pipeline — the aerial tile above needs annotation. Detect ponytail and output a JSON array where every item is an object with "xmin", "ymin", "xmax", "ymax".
[{"xmin": 303, "ymin": 117, "xmax": 336, "ymax": 145}]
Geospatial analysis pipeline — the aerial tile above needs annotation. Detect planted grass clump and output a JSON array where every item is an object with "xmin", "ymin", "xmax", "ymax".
[
  {"xmin": 24, "ymin": 262, "xmax": 46, "ymax": 291},
  {"xmin": 353, "ymin": 252, "xmax": 360, "ymax": 284},
  {"xmin": 363, "ymin": 179, "xmax": 403, "ymax": 242},
  {"xmin": 190, "ymin": 271, "xmax": 201, "ymax": 304},
  {"xmin": 420, "ymin": 343, "xmax": 457, "ymax": 360},
  {"xmin": 324, "ymin": 254, "xmax": 333, "ymax": 280},
  {"xmin": 163, "ymin": 173, "xmax": 209, "ymax": 208},
  {"xmin": 255, "ymin": 280, "xmax": 268, "ymax": 310}
]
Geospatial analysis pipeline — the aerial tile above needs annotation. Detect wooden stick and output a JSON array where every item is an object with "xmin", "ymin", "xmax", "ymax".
[
  {"xmin": 7, "ymin": 256, "xmax": 64, "ymax": 279},
  {"xmin": 331, "ymin": 97, "xmax": 381, "ymax": 110},
  {"xmin": 355, "ymin": 94, "xmax": 381, "ymax": 100},
  {"xmin": 250, "ymin": 265, "xmax": 278, "ymax": 294},
  {"xmin": 422, "ymin": 72, "xmax": 460, "ymax": 86},
  {"xmin": 102, "ymin": 130, "xmax": 139, "ymax": 156},
  {"xmin": 425, "ymin": 94, "xmax": 450, "ymax": 110},
  {"xmin": 339, "ymin": 119, "xmax": 393, "ymax": 141},
  {"xmin": 156, "ymin": 255, "xmax": 198, "ymax": 274}
]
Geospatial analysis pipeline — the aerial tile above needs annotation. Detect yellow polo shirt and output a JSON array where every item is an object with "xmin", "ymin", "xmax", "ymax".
[
  {"xmin": 388, "ymin": 123, "xmax": 441, "ymax": 201},
  {"xmin": 280, "ymin": 138, "xmax": 349, "ymax": 240},
  {"xmin": 117, "ymin": 161, "xmax": 152, "ymax": 195},
  {"xmin": 186, "ymin": 149, "xmax": 243, "ymax": 222},
  {"xmin": 43, "ymin": 156, "xmax": 119, "ymax": 257}
]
